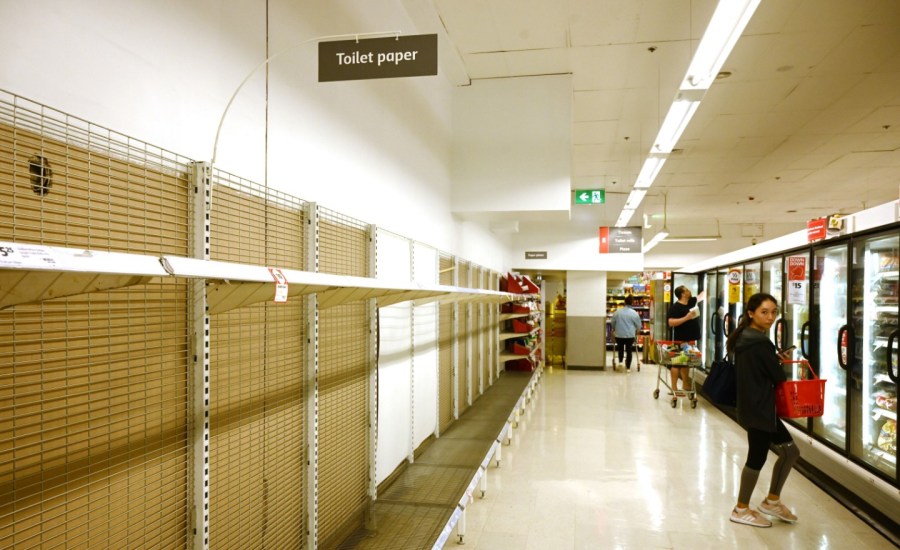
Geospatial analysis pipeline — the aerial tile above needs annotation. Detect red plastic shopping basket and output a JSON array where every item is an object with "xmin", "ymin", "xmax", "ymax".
[{"xmin": 775, "ymin": 360, "xmax": 826, "ymax": 418}]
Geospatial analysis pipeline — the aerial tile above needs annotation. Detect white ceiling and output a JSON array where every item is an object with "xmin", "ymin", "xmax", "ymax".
[{"xmin": 427, "ymin": 0, "xmax": 900, "ymax": 248}]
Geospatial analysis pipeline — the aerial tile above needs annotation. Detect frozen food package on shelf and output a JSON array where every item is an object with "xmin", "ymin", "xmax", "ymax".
[{"xmin": 877, "ymin": 419, "xmax": 896, "ymax": 455}]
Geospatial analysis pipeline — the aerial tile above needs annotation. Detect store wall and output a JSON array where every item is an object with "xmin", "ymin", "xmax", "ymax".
[
  {"xmin": 451, "ymin": 74, "xmax": 572, "ymax": 219},
  {"xmin": 0, "ymin": 0, "xmax": 509, "ymax": 269}
]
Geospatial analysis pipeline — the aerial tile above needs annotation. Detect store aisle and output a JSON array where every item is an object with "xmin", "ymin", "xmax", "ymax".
[{"xmin": 452, "ymin": 361, "xmax": 893, "ymax": 549}]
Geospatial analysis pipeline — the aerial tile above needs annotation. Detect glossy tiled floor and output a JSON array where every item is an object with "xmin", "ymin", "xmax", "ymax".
[{"xmin": 452, "ymin": 358, "xmax": 894, "ymax": 549}]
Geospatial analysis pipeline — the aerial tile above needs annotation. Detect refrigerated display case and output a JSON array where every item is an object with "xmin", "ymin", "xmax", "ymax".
[
  {"xmin": 811, "ymin": 242, "xmax": 850, "ymax": 451},
  {"xmin": 703, "ymin": 269, "xmax": 725, "ymax": 368},
  {"xmin": 681, "ymin": 204, "xmax": 900, "ymax": 536},
  {"xmin": 850, "ymin": 233, "xmax": 898, "ymax": 478}
]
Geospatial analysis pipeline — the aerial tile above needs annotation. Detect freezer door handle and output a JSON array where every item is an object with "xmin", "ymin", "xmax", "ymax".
[
  {"xmin": 836, "ymin": 325, "xmax": 850, "ymax": 370},
  {"xmin": 889, "ymin": 330, "xmax": 899, "ymax": 384},
  {"xmin": 800, "ymin": 321, "xmax": 810, "ymax": 359},
  {"xmin": 723, "ymin": 313, "xmax": 731, "ymax": 337},
  {"xmin": 709, "ymin": 311, "xmax": 719, "ymax": 335}
]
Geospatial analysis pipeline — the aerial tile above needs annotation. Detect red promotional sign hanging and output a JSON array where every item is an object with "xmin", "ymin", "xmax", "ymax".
[{"xmin": 807, "ymin": 218, "xmax": 828, "ymax": 243}]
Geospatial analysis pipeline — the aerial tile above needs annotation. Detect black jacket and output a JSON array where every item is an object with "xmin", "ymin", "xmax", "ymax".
[{"xmin": 734, "ymin": 327, "xmax": 786, "ymax": 432}]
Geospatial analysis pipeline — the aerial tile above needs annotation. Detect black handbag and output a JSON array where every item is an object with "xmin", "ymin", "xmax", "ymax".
[{"xmin": 703, "ymin": 359, "xmax": 737, "ymax": 406}]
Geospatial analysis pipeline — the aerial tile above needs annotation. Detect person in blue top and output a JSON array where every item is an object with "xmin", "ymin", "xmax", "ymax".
[
  {"xmin": 609, "ymin": 295, "xmax": 643, "ymax": 371},
  {"xmin": 725, "ymin": 292, "xmax": 799, "ymax": 528}
]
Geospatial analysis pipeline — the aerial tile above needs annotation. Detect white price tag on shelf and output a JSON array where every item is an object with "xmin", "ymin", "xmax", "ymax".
[
  {"xmin": 268, "ymin": 268, "xmax": 289, "ymax": 303},
  {"xmin": 0, "ymin": 242, "xmax": 59, "ymax": 269}
]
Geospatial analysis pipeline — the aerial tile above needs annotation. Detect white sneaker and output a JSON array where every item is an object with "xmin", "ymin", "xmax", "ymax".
[
  {"xmin": 730, "ymin": 507, "xmax": 772, "ymax": 528},
  {"xmin": 758, "ymin": 499, "xmax": 798, "ymax": 523}
]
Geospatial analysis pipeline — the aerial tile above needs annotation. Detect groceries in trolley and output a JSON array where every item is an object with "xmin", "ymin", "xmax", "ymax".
[{"xmin": 657, "ymin": 341, "xmax": 702, "ymax": 366}]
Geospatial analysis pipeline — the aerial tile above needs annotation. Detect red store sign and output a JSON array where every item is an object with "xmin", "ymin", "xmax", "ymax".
[{"xmin": 807, "ymin": 218, "xmax": 828, "ymax": 243}]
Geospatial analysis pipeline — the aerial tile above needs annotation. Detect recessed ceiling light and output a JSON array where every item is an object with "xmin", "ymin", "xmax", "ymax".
[{"xmin": 716, "ymin": 71, "xmax": 732, "ymax": 79}]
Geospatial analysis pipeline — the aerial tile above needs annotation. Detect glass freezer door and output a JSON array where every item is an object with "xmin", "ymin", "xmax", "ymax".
[
  {"xmin": 850, "ymin": 233, "xmax": 898, "ymax": 480},
  {"xmin": 704, "ymin": 270, "xmax": 724, "ymax": 366},
  {"xmin": 724, "ymin": 265, "xmax": 744, "ymax": 340},
  {"xmin": 783, "ymin": 251, "xmax": 811, "ymax": 431},
  {"xmin": 761, "ymin": 257, "xmax": 784, "ymax": 347},
  {"xmin": 812, "ymin": 243, "xmax": 850, "ymax": 450},
  {"xmin": 670, "ymin": 272, "xmax": 701, "ymax": 342}
]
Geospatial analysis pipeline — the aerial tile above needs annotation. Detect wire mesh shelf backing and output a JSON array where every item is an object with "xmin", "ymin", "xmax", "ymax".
[
  {"xmin": 457, "ymin": 261, "xmax": 470, "ymax": 415},
  {"xmin": 0, "ymin": 91, "xmax": 191, "ymax": 549},
  {"xmin": 0, "ymin": 91, "xmax": 190, "ymax": 254},
  {"xmin": 316, "ymin": 207, "xmax": 371, "ymax": 548},
  {"xmin": 473, "ymin": 266, "xmax": 486, "ymax": 400},
  {"xmin": 438, "ymin": 254, "xmax": 454, "ymax": 432},
  {"xmin": 207, "ymin": 171, "xmax": 308, "ymax": 549}
]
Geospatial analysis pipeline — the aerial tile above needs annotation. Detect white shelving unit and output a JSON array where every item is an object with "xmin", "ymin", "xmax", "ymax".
[{"xmin": 498, "ymin": 273, "xmax": 542, "ymax": 371}]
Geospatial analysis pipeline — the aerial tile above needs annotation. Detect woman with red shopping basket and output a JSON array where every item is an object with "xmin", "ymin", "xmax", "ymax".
[{"xmin": 725, "ymin": 292, "xmax": 799, "ymax": 528}]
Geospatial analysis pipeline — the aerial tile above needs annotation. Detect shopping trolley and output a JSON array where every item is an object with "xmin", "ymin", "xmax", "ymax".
[{"xmin": 653, "ymin": 340, "xmax": 702, "ymax": 408}]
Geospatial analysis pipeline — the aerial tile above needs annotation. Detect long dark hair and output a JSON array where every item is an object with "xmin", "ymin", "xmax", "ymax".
[{"xmin": 725, "ymin": 292, "xmax": 778, "ymax": 356}]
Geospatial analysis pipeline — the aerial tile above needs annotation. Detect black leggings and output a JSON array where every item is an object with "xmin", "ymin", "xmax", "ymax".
[
  {"xmin": 615, "ymin": 337, "xmax": 636, "ymax": 366},
  {"xmin": 746, "ymin": 419, "xmax": 793, "ymax": 470}
]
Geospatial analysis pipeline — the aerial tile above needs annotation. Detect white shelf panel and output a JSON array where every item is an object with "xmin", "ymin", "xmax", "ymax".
[
  {"xmin": 163, "ymin": 256, "xmax": 517, "ymax": 313},
  {"xmin": 499, "ymin": 351, "xmax": 534, "ymax": 361},
  {"xmin": 0, "ymin": 241, "xmax": 519, "ymax": 313},
  {"xmin": 163, "ymin": 256, "xmax": 335, "ymax": 313},
  {"xmin": 0, "ymin": 242, "xmax": 167, "ymax": 309},
  {"xmin": 498, "ymin": 328, "xmax": 539, "ymax": 341},
  {"xmin": 500, "ymin": 312, "xmax": 531, "ymax": 321}
]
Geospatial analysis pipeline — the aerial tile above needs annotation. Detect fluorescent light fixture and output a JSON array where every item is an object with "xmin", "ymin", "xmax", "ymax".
[
  {"xmin": 634, "ymin": 155, "xmax": 667, "ymax": 189},
  {"xmin": 625, "ymin": 189, "xmax": 647, "ymax": 210},
  {"xmin": 653, "ymin": 92, "xmax": 702, "ymax": 153},
  {"xmin": 682, "ymin": 0, "xmax": 761, "ymax": 90},
  {"xmin": 615, "ymin": 208, "xmax": 636, "ymax": 227},
  {"xmin": 643, "ymin": 228, "xmax": 669, "ymax": 253}
]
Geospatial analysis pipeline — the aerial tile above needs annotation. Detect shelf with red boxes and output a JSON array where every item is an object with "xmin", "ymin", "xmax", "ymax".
[
  {"xmin": 500, "ymin": 272, "xmax": 541, "ymax": 294},
  {"xmin": 499, "ymin": 273, "xmax": 542, "ymax": 372}
]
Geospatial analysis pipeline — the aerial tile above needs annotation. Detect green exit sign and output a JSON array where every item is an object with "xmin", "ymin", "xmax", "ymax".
[{"xmin": 575, "ymin": 189, "xmax": 605, "ymax": 204}]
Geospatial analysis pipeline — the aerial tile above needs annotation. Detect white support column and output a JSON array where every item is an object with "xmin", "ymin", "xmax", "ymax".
[
  {"xmin": 306, "ymin": 203, "xmax": 320, "ymax": 549},
  {"xmin": 190, "ymin": 162, "xmax": 211, "ymax": 550}
]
